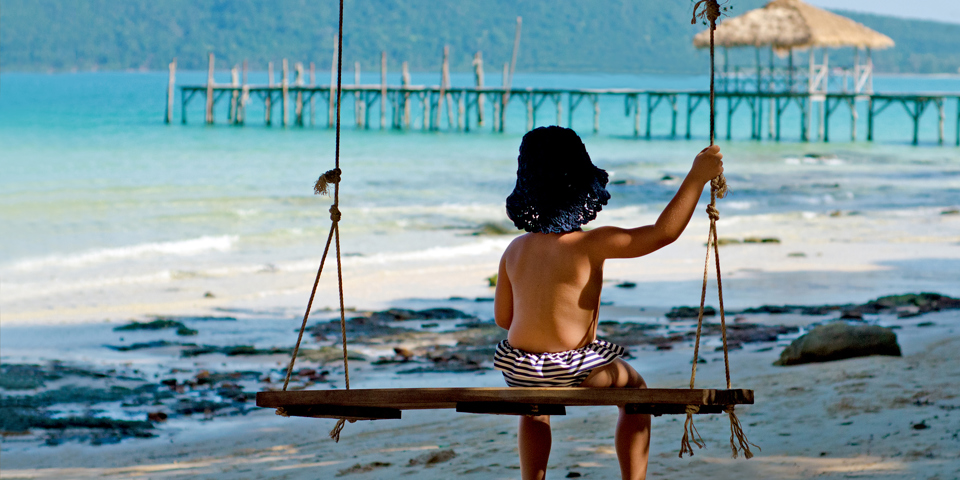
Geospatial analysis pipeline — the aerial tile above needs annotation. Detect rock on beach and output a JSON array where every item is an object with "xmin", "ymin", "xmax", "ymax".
[{"xmin": 774, "ymin": 322, "xmax": 901, "ymax": 366}]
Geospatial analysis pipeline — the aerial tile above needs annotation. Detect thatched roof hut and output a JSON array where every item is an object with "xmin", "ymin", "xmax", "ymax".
[{"xmin": 693, "ymin": 0, "xmax": 894, "ymax": 50}]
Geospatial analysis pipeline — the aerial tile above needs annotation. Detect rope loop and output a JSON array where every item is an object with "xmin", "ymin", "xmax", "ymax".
[
  {"xmin": 314, "ymin": 167, "xmax": 343, "ymax": 196},
  {"xmin": 329, "ymin": 205, "xmax": 342, "ymax": 223},
  {"xmin": 275, "ymin": 407, "xmax": 289, "ymax": 417}
]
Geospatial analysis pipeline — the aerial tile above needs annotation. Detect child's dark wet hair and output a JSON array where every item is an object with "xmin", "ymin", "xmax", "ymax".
[{"xmin": 506, "ymin": 126, "xmax": 610, "ymax": 234}]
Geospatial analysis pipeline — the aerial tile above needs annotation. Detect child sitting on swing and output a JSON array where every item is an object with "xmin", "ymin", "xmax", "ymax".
[{"xmin": 493, "ymin": 126, "xmax": 723, "ymax": 480}]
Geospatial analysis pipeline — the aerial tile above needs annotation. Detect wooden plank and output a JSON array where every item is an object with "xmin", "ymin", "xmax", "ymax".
[
  {"xmin": 457, "ymin": 402, "xmax": 566, "ymax": 416},
  {"xmin": 257, "ymin": 388, "xmax": 753, "ymax": 411},
  {"xmin": 624, "ymin": 404, "xmax": 724, "ymax": 416},
  {"xmin": 281, "ymin": 405, "xmax": 401, "ymax": 421}
]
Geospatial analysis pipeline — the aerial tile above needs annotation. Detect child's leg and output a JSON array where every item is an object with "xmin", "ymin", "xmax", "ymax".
[
  {"xmin": 518, "ymin": 414, "xmax": 551, "ymax": 480},
  {"xmin": 579, "ymin": 358, "xmax": 651, "ymax": 480}
]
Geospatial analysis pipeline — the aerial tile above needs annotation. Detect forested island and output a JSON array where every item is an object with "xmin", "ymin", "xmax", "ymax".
[{"xmin": 3, "ymin": 0, "xmax": 959, "ymax": 74}]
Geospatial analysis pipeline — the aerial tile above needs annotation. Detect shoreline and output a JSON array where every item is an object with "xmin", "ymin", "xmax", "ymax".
[{"xmin": 2, "ymin": 303, "xmax": 957, "ymax": 479}]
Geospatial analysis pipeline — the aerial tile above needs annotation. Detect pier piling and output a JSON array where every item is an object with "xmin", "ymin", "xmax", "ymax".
[
  {"xmin": 165, "ymin": 58, "xmax": 176, "ymax": 124},
  {"xmin": 205, "ymin": 53, "xmax": 215, "ymax": 124},
  {"xmin": 171, "ymin": 54, "xmax": 958, "ymax": 145}
]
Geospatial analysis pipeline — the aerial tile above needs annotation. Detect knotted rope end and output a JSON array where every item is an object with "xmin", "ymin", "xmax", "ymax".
[
  {"xmin": 724, "ymin": 405, "xmax": 760, "ymax": 459},
  {"xmin": 329, "ymin": 417, "xmax": 346, "ymax": 442},
  {"xmin": 314, "ymin": 168, "xmax": 342, "ymax": 196},
  {"xmin": 691, "ymin": 0, "xmax": 723, "ymax": 25},
  {"xmin": 711, "ymin": 174, "xmax": 729, "ymax": 199},
  {"xmin": 678, "ymin": 405, "xmax": 706, "ymax": 458},
  {"xmin": 275, "ymin": 407, "xmax": 289, "ymax": 417}
]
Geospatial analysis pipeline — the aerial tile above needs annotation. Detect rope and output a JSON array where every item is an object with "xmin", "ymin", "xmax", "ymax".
[
  {"xmin": 277, "ymin": 0, "xmax": 353, "ymax": 443},
  {"xmin": 678, "ymin": 405, "xmax": 706, "ymax": 458},
  {"xmin": 681, "ymin": 0, "xmax": 756, "ymax": 459},
  {"xmin": 725, "ymin": 405, "xmax": 759, "ymax": 458}
]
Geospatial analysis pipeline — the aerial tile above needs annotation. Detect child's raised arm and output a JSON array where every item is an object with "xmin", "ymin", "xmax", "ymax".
[{"xmin": 586, "ymin": 145, "xmax": 724, "ymax": 260}]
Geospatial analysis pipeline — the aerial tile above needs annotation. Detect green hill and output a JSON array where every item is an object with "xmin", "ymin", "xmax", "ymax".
[{"xmin": 2, "ymin": 0, "xmax": 958, "ymax": 74}]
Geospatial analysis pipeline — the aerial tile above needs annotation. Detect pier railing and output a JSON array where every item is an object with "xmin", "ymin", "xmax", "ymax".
[{"xmin": 175, "ymin": 83, "xmax": 960, "ymax": 146}]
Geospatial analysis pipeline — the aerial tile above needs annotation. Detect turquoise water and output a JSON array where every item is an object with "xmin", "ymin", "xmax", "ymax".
[{"xmin": 1, "ymin": 71, "xmax": 959, "ymax": 313}]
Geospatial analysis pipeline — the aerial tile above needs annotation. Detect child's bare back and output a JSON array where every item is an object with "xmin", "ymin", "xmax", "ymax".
[{"xmin": 493, "ymin": 126, "xmax": 722, "ymax": 480}]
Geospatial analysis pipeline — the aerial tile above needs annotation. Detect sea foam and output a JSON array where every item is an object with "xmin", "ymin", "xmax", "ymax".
[{"xmin": 8, "ymin": 235, "xmax": 238, "ymax": 271}]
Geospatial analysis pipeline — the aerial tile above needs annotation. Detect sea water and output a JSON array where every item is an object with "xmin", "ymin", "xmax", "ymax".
[{"xmin": 1, "ymin": 71, "xmax": 959, "ymax": 324}]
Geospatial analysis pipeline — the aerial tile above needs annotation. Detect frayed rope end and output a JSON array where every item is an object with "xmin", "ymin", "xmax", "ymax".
[
  {"xmin": 725, "ymin": 405, "xmax": 760, "ymax": 459},
  {"xmin": 314, "ymin": 168, "xmax": 342, "ymax": 196},
  {"xmin": 678, "ymin": 405, "xmax": 706, "ymax": 458}
]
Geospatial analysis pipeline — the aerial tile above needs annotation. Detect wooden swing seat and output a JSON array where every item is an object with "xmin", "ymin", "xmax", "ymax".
[{"xmin": 257, "ymin": 387, "xmax": 753, "ymax": 421}]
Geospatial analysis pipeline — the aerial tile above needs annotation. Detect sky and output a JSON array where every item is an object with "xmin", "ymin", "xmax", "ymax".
[{"xmin": 806, "ymin": 0, "xmax": 960, "ymax": 24}]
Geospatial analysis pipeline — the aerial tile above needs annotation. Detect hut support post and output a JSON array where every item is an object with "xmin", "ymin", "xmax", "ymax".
[
  {"xmin": 850, "ymin": 98, "xmax": 858, "ymax": 141},
  {"xmin": 205, "ymin": 53, "xmax": 215, "ymax": 124},
  {"xmin": 281, "ymin": 59, "xmax": 289, "ymax": 127},
  {"xmin": 787, "ymin": 48, "xmax": 794, "ymax": 92},
  {"xmin": 775, "ymin": 97, "xmax": 782, "ymax": 141},
  {"xmin": 165, "ymin": 58, "xmax": 177, "ymax": 124},
  {"xmin": 801, "ymin": 97, "xmax": 809, "ymax": 142},
  {"xmin": 867, "ymin": 97, "xmax": 875, "ymax": 141},
  {"xmin": 722, "ymin": 48, "xmax": 729, "ymax": 93},
  {"xmin": 768, "ymin": 48, "xmax": 775, "ymax": 138},
  {"xmin": 381, "ymin": 52, "xmax": 388, "ymax": 130},
  {"xmin": 727, "ymin": 97, "xmax": 734, "ymax": 141},
  {"xmin": 755, "ymin": 47, "xmax": 762, "ymax": 95},
  {"xmin": 474, "ymin": 52, "xmax": 485, "ymax": 126},
  {"xmin": 755, "ymin": 98, "xmax": 763, "ymax": 139}
]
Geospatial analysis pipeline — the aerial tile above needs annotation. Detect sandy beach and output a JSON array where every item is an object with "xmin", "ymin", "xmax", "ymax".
[{"xmin": 3, "ymin": 206, "xmax": 960, "ymax": 479}]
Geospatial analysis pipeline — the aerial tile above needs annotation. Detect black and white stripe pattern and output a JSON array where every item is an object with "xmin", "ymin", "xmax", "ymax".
[{"xmin": 493, "ymin": 339, "xmax": 626, "ymax": 387}]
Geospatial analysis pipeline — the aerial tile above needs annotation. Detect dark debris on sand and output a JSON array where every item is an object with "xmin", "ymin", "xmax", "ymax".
[
  {"xmin": 0, "ymin": 362, "xmax": 259, "ymax": 445},
  {"xmin": 738, "ymin": 293, "xmax": 960, "ymax": 318}
]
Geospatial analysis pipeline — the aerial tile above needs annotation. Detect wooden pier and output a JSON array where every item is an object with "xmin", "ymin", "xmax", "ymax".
[{"xmin": 167, "ymin": 56, "xmax": 960, "ymax": 146}]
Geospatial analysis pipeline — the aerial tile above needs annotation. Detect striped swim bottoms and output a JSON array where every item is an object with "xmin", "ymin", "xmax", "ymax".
[{"xmin": 493, "ymin": 339, "xmax": 626, "ymax": 387}]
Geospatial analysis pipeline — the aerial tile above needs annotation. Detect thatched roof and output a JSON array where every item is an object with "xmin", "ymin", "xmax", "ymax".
[{"xmin": 693, "ymin": 0, "xmax": 895, "ymax": 50}]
